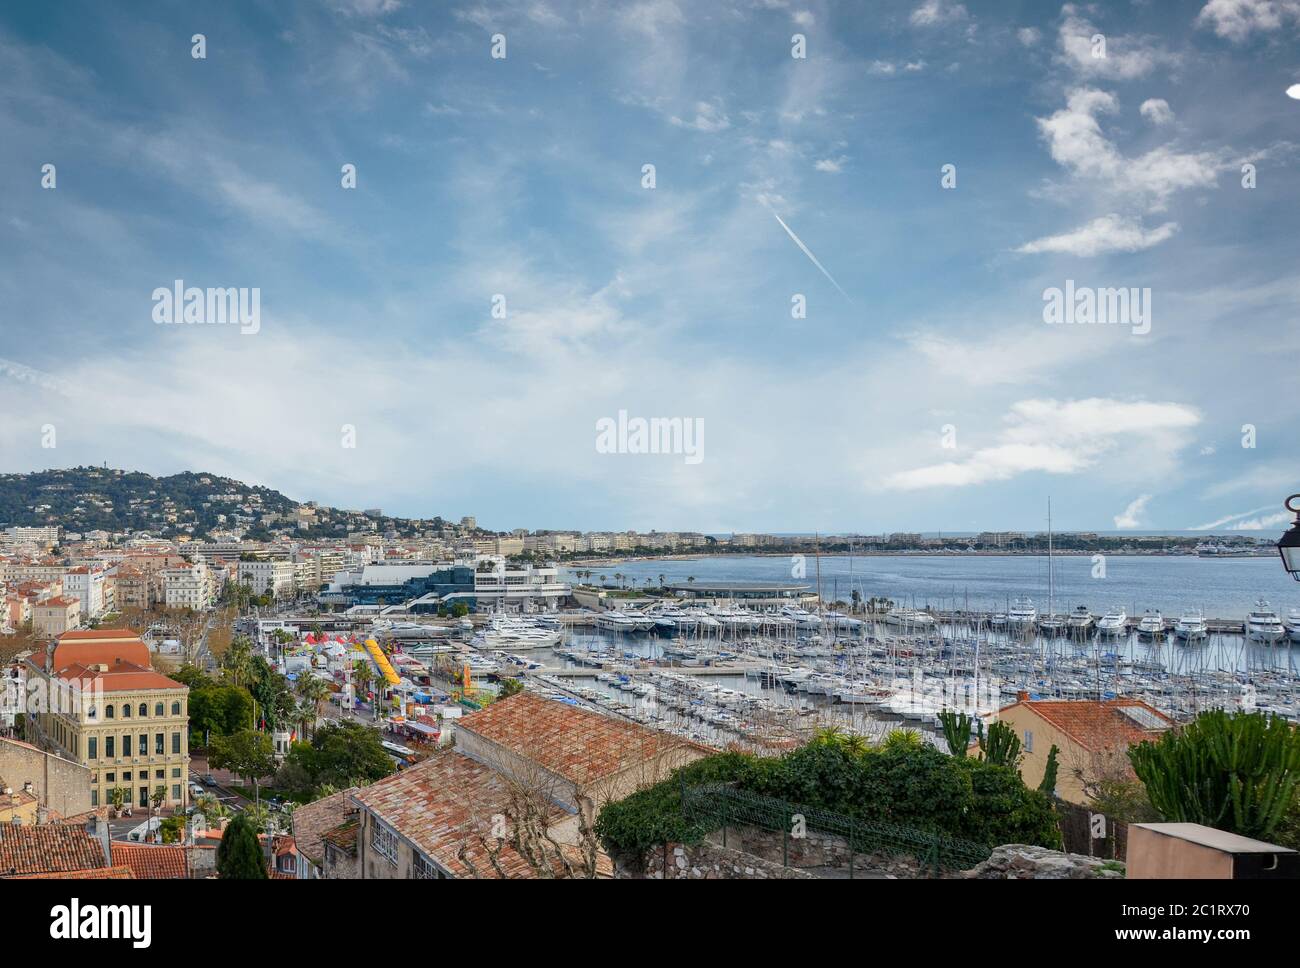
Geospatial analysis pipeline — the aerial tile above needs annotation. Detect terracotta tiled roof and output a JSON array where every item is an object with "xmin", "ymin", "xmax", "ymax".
[
  {"xmin": 51, "ymin": 633, "xmax": 152, "ymax": 671},
  {"xmin": 56, "ymin": 658, "xmax": 182, "ymax": 693},
  {"xmin": 0, "ymin": 824, "xmax": 107, "ymax": 877},
  {"xmin": 291, "ymin": 788, "xmax": 357, "ymax": 866},
  {"xmin": 322, "ymin": 818, "xmax": 359, "ymax": 854},
  {"xmin": 353, "ymin": 748, "xmax": 567, "ymax": 879},
  {"xmin": 111, "ymin": 842, "xmax": 189, "ymax": 879},
  {"xmin": 8, "ymin": 865, "xmax": 134, "ymax": 880},
  {"xmin": 1008, "ymin": 698, "xmax": 1174, "ymax": 752},
  {"xmin": 458, "ymin": 691, "xmax": 687, "ymax": 786}
]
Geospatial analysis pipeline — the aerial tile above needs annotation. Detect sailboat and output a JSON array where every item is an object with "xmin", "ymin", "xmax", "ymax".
[{"xmin": 1038, "ymin": 499, "xmax": 1066, "ymax": 636}]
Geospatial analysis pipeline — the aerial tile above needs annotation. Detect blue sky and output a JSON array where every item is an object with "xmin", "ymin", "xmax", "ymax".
[{"xmin": 0, "ymin": 0, "xmax": 1297, "ymax": 534}]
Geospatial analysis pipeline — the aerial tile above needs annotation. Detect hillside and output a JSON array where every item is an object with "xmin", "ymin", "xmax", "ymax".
[{"xmin": 0, "ymin": 466, "xmax": 300, "ymax": 536}]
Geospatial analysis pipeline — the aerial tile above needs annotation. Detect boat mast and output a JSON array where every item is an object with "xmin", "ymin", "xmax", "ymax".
[{"xmin": 1048, "ymin": 496, "xmax": 1054, "ymax": 620}]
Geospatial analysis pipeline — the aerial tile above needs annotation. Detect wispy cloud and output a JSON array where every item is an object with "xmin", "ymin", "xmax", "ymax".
[
  {"xmin": 1114, "ymin": 494, "xmax": 1152, "ymax": 529},
  {"xmin": 1017, "ymin": 214, "xmax": 1179, "ymax": 256}
]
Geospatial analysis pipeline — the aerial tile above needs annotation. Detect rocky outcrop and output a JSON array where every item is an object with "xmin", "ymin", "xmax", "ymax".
[
  {"xmin": 632, "ymin": 842, "xmax": 817, "ymax": 879},
  {"xmin": 962, "ymin": 844, "xmax": 1124, "ymax": 879}
]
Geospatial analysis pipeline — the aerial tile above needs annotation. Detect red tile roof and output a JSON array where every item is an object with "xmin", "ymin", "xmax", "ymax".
[
  {"xmin": 458, "ymin": 691, "xmax": 689, "ymax": 786},
  {"xmin": 57, "ymin": 659, "xmax": 183, "ymax": 692},
  {"xmin": 8, "ymin": 865, "xmax": 134, "ymax": 880},
  {"xmin": 111, "ymin": 842, "xmax": 189, "ymax": 879},
  {"xmin": 291, "ymin": 788, "xmax": 357, "ymax": 867},
  {"xmin": 0, "ymin": 824, "xmax": 107, "ymax": 877},
  {"xmin": 353, "ymin": 748, "xmax": 567, "ymax": 879},
  {"xmin": 1008, "ymin": 698, "xmax": 1174, "ymax": 752}
]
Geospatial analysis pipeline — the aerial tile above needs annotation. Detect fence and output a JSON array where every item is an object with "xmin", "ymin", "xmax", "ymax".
[
  {"xmin": 679, "ymin": 782, "xmax": 993, "ymax": 877},
  {"xmin": 1055, "ymin": 799, "xmax": 1128, "ymax": 860}
]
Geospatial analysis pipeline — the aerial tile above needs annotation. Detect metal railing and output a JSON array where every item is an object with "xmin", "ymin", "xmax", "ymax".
[{"xmin": 680, "ymin": 782, "xmax": 993, "ymax": 877}]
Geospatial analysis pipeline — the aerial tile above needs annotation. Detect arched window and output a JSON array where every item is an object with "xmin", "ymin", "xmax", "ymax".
[
  {"xmin": 122, "ymin": 704, "xmax": 131, "ymax": 718},
  {"xmin": 87, "ymin": 705, "xmax": 97, "ymax": 720},
  {"xmin": 155, "ymin": 702, "xmax": 164, "ymax": 717},
  {"xmin": 105, "ymin": 705, "xmax": 115, "ymax": 720},
  {"xmin": 171, "ymin": 701, "xmax": 181, "ymax": 716},
  {"xmin": 139, "ymin": 703, "xmax": 148, "ymax": 717}
]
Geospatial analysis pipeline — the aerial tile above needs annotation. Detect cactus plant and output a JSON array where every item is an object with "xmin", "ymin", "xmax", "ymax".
[
  {"xmin": 1128, "ymin": 709, "xmax": 1300, "ymax": 842},
  {"xmin": 978, "ymin": 719, "xmax": 1022, "ymax": 769},
  {"xmin": 938, "ymin": 709, "xmax": 974, "ymax": 757}
]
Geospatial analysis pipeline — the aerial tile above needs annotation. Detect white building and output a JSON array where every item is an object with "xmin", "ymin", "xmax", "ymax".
[
  {"xmin": 62, "ymin": 566, "xmax": 106, "ymax": 619},
  {"xmin": 162, "ymin": 561, "xmax": 213, "ymax": 611},
  {"xmin": 238, "ymin": 559, "xmax": 297, "ymax": 598}
]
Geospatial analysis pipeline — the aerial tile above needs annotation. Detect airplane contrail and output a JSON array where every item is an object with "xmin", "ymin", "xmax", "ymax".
[{"xmin": 769, "ymin": 208, "xmax": 852, "ymax": 302}]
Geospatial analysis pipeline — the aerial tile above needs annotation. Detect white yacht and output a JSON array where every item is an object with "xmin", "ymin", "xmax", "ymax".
[
  {"xmin": 1137, "ymin": 609, "xmax": 1165, "ymax": 639},
  {"xmin": 1246, "ymin": 600, "xmax": 1286, "ymax": 644},
  {"xmin": 1097, "ymin": 607, "xmax": 1128, "ymax": 637},
  {"xmin": 596, "ymin": 610, "xmax": 649, "ymax": 634},
  {"xmin": 779, "ymin": 605, "xmax": 823, "ymax": 629},
  {"xmin": 1288, "ymin": 608, "xmax": 1300, "ymax": 644},
  {"xmin": 1174, "ymin": 610, "xmax": 1208, "ymax": 641},
  {"xmin": 1067, "ymin": 605, "xmax": 1094, "ymax": 634},
  {"xmin": 479, "ymin": 614, "xmax": 562, "ymax": 649},
  {"xmin": 1007, "ymin": 597, "xmax": 1038, "ymax": 628},
  {"xmin": 883, "ymin": 607, "xmax": 936, "ymax": 629}
]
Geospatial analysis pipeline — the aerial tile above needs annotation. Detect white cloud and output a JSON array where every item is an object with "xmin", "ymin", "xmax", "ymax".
[
  {"xmin": 1035, "ymin": 88, "xmax": 1228, "ymax": 211},
  {"xmin": 669, "ymin": 101, "xmax": 730, "ymax": 132},
  {"xmin": 1223, "ymin": 511, "xmax": 1291, "ymax": 530},
  {"xmin": 880, "ymin": 398, "xmax": 1201, "ymax": 491},
  {"xmin": 814, "ymin": 156, "xmax": 847, "ymax": 173},
  {"xmin": 1057, "ymin": 5, "xmax": 1177, "ymax": 80},
  {"xmin": 792, "ymin": 11, "xmax": 815, "ymax": 27},
  {"xmin": 1017, "ymin": 27, "xmax": 1041, "ymax": 46},
  {"xmin": 910, "ymin": 0, "xmax": 969, "ymax": 27},
  {"xmin": 1017, "ymin": 214, "xmax": 1179, "ymax": 256},
  {"xmin": 1196, "ymin": 0, "xmax": 1300, "ymax": 42},
  {"xmin": 1139, "ymin": 98, "xmax": 1175, "ymax": 125},
  {"xmin": 1191, "ymin": 505, "xmax": 1275, "ymax": 529},
  {"xmin": 1113, "ymin": 494, "xmax": 1152, "ymax": 529}
]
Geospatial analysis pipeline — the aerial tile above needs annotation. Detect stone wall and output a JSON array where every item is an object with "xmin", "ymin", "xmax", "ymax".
[
  {"xmin": 0, "ymin": 735, "xmax": 92, "ymax": 819},
  {"xmin": 709, "ymin": 825, "xmax": 926, "ymax": 877},
  {"xmin": 635, "ymin": 841, "xmax": 817, "ymax": 879}
]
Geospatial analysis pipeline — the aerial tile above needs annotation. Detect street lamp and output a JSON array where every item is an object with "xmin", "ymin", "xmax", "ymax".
[{"xmin": 1278, "ymin": 495, "xmax": 1300, "ymax": 581}]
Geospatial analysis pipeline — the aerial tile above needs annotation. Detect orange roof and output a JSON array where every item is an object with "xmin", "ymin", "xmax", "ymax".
[
  {"xmin": 459, "ymin": 691, "xmax": 691, "ymax": 786},
  {"xmin": 57, "ymin": 628, "xmax": 142, "ymax": 643},
  {"xmin": 58, "ymin": 659, "xmax": 183, "ymax": 692},
  {"xmin": 353, "ymin": 748, "xmax": 568, "ymax": 879},
  {"xmin": 0, "ymin": 824, "xmax": 107, "ymax": 877},
  {"xmin": 7, "ymin": 865, "xmax": 134, "ymax": 880},
  {"xmin": 111, "ymin": 842, "xmax": 189, "ymax": 879},
  {"xmin": 1006, "ymin": 698, "xmax": 1174, "ymax": 752}
]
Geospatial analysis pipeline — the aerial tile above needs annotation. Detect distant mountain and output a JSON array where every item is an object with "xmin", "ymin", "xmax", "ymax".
[{"xmin": 0, "ymin": 466, "xmax": 301, "ymax": 537}]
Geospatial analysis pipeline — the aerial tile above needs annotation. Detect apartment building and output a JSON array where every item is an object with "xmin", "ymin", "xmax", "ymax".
[
  {"xmin": 237, "ymin": 559, "xmax": 296, "ymax": 598},
  {"xmin": 161, "ymin": 561, "xmax": 213, "ymax": 611},
  {"xmin": 24, "ymin": 629, "xmax": 190, "ymax": 811},
  {"xmin": 32, "ymin": 596, "xmax": 81, "ymax": 637},
  {"xmin": 62, "ymin": 566, "xmax": 106, "ymax": 620}
]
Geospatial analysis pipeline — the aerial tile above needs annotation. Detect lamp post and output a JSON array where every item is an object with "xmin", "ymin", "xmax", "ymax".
[{"xmin": 1277, "ymin": 495, "xmax": 1300, "ymax": 581}]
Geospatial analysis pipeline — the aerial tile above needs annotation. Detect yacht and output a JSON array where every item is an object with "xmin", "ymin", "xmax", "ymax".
[
  {"xmin": 1097, "ymin": 607, "xmax": 1128, "ymax": 637},
  {"xmin": 779, "ymin": 605, "xmax": 823, "ymax": 629},
  {"xmin": 883, "ymin": 607, "xmax": 936, "ymax": 630},
  {"xmin": 1246, "ymin": 600, "xmax": 1286, "ymax": 644},
  {"xmin": 1288, "ymin": 608, "xmax": 1300, "ymax": 644},
  {"xmin": 1174, "ymin": 610, "xmax": 1208, "ymax": 642},
  {"xmin": 1007, "ymin": 597, "xmax": 1038, "ymax": 628},
  {"xmin": 1137, "ymin": 610, "xmax": 1165, "ymax": 640},
  {"xmin": 1067, "ymin": 605, "xmax": 1094, "ymax": 635},
  {"xmin": 1038, "ymin": 613, "xmax": 1066, "ymax": 636},
  {"xmin": 480, "ymin": 615, "xmax": 562, "ymax": 649},
  {"xmin": 596, "ymin": 610, "xmax": 648, "ymax": 634}
]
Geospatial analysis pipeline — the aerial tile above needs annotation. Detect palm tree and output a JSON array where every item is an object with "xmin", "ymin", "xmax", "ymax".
[{"xmin": 295, "ymin": 676, "xmax": 330, "ymax": 740}]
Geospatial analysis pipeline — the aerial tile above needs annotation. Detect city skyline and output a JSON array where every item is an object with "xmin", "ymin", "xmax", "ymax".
[{"xmin": 1, "ymin": 1, "xmax": 1298, "ymax": 533}]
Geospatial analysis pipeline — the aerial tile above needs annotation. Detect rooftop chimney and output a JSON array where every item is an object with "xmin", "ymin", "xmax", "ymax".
[{"xmin": 1017, "ymin": 690, "xmax": 1029, "ymax": 702}]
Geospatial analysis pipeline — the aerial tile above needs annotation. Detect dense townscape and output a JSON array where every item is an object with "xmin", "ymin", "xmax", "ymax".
[{"xmin": 2, "ymin": 467, "xmax": 1299, "ymax": 888}]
